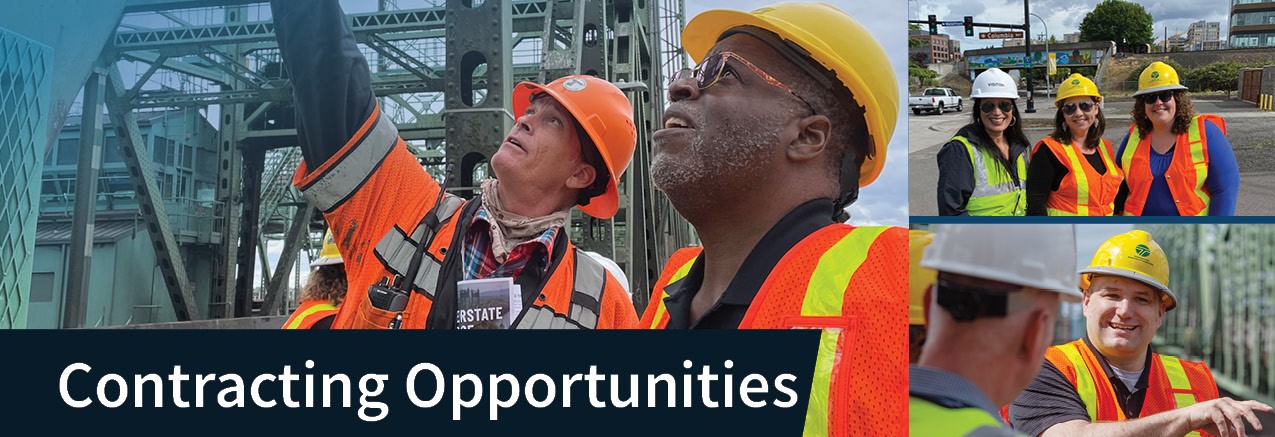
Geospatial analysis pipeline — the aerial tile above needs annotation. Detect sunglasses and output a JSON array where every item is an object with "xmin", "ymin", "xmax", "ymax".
[
  {"xmin": 979, "ymin": 101, "xmax": 1013, "ymax": 113},
  {"xmin": 670, "ymin": 51, "xmax": 816, "ymax": 114},
  {"xmin": 1062, "ymin": 101, "xmax": 1096, "ymax": 115},
  {"xmin": 1141, "ymin": 91, "xmax": 1174, "ymax": 104}
]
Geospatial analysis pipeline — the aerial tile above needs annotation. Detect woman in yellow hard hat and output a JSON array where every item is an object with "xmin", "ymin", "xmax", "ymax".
[
  {"xmin": 936, "ymin": 68, "xmax": 1030, "ymax": 216},
  {"xmin": 1025, "ymin": 73, "xmax": 1123, "ymax": 215},
  {"xmin": 1116, "ymin": 61, "xmax": 1238, "ymax": 216},
  {"xmin": 282, "ymin": 230, "xmax": 348, "ymax": 329}
]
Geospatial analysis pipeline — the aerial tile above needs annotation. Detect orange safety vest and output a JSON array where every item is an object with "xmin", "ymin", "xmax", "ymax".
[
  {"xmin": 1120, "ymin": 115, "xmax": 1226, "ymax": 216},
  {"xmin": 293, "ymin": 104, "xmax": 636, "ymax": 330},
  {"xmin": 1044, "ymin": 339, "xmax": 1219, "ymax": 436},
  {"xmin": 1034, "ymin": 137, "xmax": 1124, "ymax": 216},
  {"xmin": 282, "ymin": 300, "xmax": 339, "ymax": 329},
  {"xmin": 640, "ymin": 224, "xmax": 907, "ymax": 437}
]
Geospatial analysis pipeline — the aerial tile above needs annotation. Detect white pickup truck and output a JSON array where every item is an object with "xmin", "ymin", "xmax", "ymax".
[{"xmin": 909, "ymin": 87, "xmax": 963, "ymax": 115}]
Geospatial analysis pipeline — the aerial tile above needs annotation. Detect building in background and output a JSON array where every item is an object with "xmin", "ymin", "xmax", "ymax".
[
  {"xmin": 1187, "ymin": 20, "xmax": 1223, "ymax": 50},
  {"xmin": 1231, "ymin": 0, "xmax": 1275, "ymax": 48},
  {"xmin": 909, "ymin": 29, "xmax": 961, "ymax": 64},
  {"xmin": 1064, "ymin": 32, "xmax": 1080, "ymax": 43}
]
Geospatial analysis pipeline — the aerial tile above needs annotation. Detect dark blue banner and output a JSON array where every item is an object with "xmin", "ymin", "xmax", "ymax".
[{"xmin": 0, "ymin": 330, "xmax": 819, "ymax": 435}]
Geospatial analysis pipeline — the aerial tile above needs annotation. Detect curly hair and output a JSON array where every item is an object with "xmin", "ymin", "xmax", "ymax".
[
  {"xmin": 1132, "ymin": 90, "xmax": 1196, "ymax": 138},
  {"xmin": 1049, "ymin": 97, "xmax": 1106, "ymax": 150},
  {"xmin": 300, "ymin": 265, "xmax": 348, "ymax": 306}
]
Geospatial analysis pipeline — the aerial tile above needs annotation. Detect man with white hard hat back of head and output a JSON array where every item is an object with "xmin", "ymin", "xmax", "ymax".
[
  {"xmin": 936, "ymin": 68, "xmax": 1031, "ymax": 216},
  {"xmin": 1009, "ymin": 230, "xmax": 1271, "ymax": 437},
  {"xmin": 910, "ymin": 224, "xmax": 1080, "ymax": 436}
]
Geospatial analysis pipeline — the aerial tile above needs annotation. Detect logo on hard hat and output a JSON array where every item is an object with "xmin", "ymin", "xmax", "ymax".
[
  {"xmin": 1151, "ymin": 71, "xmax": 1160, "ymax": 79},
  {"xmin": 1135, "ymin": 244, "xmax": 1151, "ymax": 257},
  {"xmin": 563, "ymin": 78, "xmax": 588, "ymax": 91},
  {"xmin": 1072, "ymin": 79, "xmax": 1080, "ymax": 85}
]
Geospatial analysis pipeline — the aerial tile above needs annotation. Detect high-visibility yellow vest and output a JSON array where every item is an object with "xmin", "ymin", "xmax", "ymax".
[
  {"xmin": 910, "ymin": 396, "xmax": 1020, "ymax": 436},
  {"xmin": 953, "ymin": 135, "xmax": 1026, "ymax": 216}
]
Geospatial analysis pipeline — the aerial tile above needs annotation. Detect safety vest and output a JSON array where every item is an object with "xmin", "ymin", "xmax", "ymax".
[
  {"xmin": 1034, "ymin": 137, "xmax": 1124, "ymax": 216},
  {"xmin": 1044, "ymin": 339, "xmax": 1219, "ymax": 436},
  {"xmin": 1120, "ymin": 115, "xmax": 1226, "ymax": 216},
  {"xmin": 641, "ymin": 224, "xmax": 907, "ymax": 437},
  {"xmin": 294, "ymin": 104, "xmax": 635, "ymax": 330},
  {"xmin": 953, "ymin": 135, "xmax": 1027, "ymax": 216},
  {"xmin": 910, "ymin": 397, "xmax": 1020, "ymax": 436},
  {"xmin": 282, "ymin": 300, "xmax": 339, "ymax": 329}
]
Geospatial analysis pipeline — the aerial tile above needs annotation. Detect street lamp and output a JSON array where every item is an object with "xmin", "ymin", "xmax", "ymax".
[{"xmin": 1029, "ymin": 12, "xmax": 1051, "ymax": 102}]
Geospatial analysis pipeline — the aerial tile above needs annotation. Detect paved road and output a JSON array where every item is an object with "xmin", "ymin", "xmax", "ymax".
[{"xmin": 909, "ymin": 97, "xmax": 1275, "ymax": 216}]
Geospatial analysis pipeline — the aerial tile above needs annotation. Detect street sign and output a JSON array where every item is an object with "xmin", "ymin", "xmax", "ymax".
[
  {"xmin": 979, "ymin": 31, "xmax": 1024, "ymax": 39},
  {"xmin": 939, "ymin": 21, "xmax": 963, "ymax": 26}
]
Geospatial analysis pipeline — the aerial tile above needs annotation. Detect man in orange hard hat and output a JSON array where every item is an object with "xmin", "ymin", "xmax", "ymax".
[
  {"xmin": 282, "ymin": 230, "xmax": 347, "ymax": 329},
  {"xmin": 272, "ymin": 0, "xmax": 638, "ymax": 329},
  {"xmin": 638, "ymin": 3, "xmax": 906, "ymax": 435}
]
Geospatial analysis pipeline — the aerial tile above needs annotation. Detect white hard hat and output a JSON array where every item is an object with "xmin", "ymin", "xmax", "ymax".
[
  {"xmin": 971, "ymin": 68, "xmax": 1019, "ymax": 100},
  {"xmin": 583, "ymin": 250, "xmax": 632, "ymax": 302},
  {"xmin": 920, "ymin": 224, "xmax": 1081, "ymax": 300}
]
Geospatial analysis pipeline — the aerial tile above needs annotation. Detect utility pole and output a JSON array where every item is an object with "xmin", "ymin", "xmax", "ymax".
[{"xmin": 1023, "ymin": 0, "xmax": 1035, "ymax": 113}]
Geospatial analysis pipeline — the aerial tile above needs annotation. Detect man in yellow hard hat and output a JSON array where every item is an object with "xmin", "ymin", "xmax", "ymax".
[
  {"xmin": 1008, "ymin": 230, "xmax": 1271, "ymax": 436},
  {"xmin": 272, "ymin": 0, "xmax": 639, "ymax": 330},
  {"xmin": 637, "ymin": 3, "xmax": 906, "ymax": 435},
  {"xmin": 910, "ymin": 229, "xmax": 937, "ymax": 363},
  {"xmin": 283, "ymin": 230, "xmax": 347, "ymax": 329},
  {"xmin": 911, "ymin": 224, "xmax": 1080, "ymax": 437}
]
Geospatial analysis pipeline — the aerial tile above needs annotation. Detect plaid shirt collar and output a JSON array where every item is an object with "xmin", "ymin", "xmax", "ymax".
[{"xmin": 461, "ymin": 204, "xmax": 562, "ymax": 280}]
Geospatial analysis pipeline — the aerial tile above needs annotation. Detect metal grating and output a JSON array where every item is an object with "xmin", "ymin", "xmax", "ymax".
[{"xmin": 0, "ymin": 27, "xmax": 53, "ymax": 329}]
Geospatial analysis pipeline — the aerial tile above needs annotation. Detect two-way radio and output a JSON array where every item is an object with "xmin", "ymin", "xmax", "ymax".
[{"xmin": 366, "ymin": 163, "xmax": 455, "ymax": 328}]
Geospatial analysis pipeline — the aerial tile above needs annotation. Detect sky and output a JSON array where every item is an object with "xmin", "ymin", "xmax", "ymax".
[{"xmin": 909, "ymin": 0, "xmax": 1234, "ymax": 50}]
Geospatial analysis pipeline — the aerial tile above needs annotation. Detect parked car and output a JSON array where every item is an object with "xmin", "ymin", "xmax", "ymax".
[{"xmin": 909, "ymin": 87, "xmax": 963, "ymax": 115}]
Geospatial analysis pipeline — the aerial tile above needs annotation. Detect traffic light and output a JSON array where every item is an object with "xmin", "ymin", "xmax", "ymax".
[
  {"xmin": 928, "ymin": 14, "xmax": 937, "ymax": 35},
  {"xmin": 964, "ymin": 16, "xmax": 974, "ymax": 37}
]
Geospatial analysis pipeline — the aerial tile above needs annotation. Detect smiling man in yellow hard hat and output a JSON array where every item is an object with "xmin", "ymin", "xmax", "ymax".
[
  {"xmin": 638, "ymin": 3, "xmax": 906, "ymax": 435},
  {"xmin": 1009, "ymin": 230, "xmax": 1271, "ymax": 436}
]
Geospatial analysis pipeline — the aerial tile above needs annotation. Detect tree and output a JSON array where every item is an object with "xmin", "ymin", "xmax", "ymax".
[{"xmin": 1079, "ymin": 0, "xmax": 1154, "ymax": 45}]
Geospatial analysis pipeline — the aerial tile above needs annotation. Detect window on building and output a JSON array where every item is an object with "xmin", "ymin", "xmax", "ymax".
[
  {"xmin": 31, "ymin": 272, "xmax": 54, "ymax": 303},
  {"xmin": 56, "ymin": 138, "xmax": 79, "ymax": 166}
]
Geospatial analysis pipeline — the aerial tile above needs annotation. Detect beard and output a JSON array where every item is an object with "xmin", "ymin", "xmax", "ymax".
[{"xmin": 651, "ymin": 112, "xmax": 781, "ymax": 215}]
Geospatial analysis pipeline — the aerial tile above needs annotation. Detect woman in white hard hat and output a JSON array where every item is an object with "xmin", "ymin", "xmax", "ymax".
[
  {"xmin": 1116, "ymin": 61, "xmax": 1238, "ymax": 216},
  {"xmin": 936, "ymin": 68, "xmax": 1030, "ymax": 216},
  {"xmin": 1025, "ymin": 73, "xmax": 1123, "ymax": 216}
]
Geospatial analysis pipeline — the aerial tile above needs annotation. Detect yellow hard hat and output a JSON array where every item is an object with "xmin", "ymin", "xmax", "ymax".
[
  {"xmin": 1078, "ymin": 230, "xmax": 1175, "ymax": 310},
  {"xmin": 1055, "ymin": 73, "xmax": 1102, "ymax": 106},
  {"xmin": 909, "ymin": 230, "xmax": 937, "ymax": 326},
  {"xmin": 312, "ymin": 230, "xmax": 343, "ymax": 267},
  {"xmin": 681, "ymin": 2, "xmax": 898, "ymax": 188},
  {"xmin": 1134, "ymin": 61, "xmax": 1188, "ymax": 97}
]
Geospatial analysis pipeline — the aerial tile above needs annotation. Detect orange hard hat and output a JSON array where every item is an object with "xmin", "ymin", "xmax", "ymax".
[{"xmin": 512, "ymin": 75, "xmax": 637, "ymax": 219}]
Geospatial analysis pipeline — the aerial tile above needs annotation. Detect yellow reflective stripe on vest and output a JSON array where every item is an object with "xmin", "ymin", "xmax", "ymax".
[
  {"xmin": 954, "ymin": 136, "xmax": 1025, "ymax": 216},
  {"xmin": 1186, "ymin": 117, "xmax": 1210, "ymax": 216},
  {"xmin": 649, "ymin": 258, "xmax": 697, "ymax": 329},
  {"xmin": 284, "ymin": 302, "xmax": 338, "ymax": 329},
  {"xmin": 800, "ymin": 226, "xmax": 887, "ymax": 437},
  {"xmin": 1059, "ymin": 143, "xmax": 1090, "ymax": 216},
  {"xmin": 802, "ymin": 226, "xmax": 887, "ymax": 316},
  {"xmin": 1059, "ymin": 343, "xmax": 1100, "ymax": 422},
  {"xmin": 909, "ymin": 397, "xmax": 1011, "ymax": 436},
  {"xmin": 1160, "ymin": 355, "xmax": 1197, "ymax": 408}
]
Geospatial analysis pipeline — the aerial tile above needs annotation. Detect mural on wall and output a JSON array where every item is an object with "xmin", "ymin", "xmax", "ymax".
[{"xmin": 968, "ymin": 49, "xmax": 1106, "ymax": 69}]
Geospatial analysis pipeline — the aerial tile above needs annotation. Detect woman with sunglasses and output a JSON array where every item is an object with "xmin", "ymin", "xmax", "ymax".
[
  {"xmin": 1025, "ymin": 74, "xmax": 1123, "ymax": 216},
  {"xmin": 1116, "ymin": 61, "xmax": 1238, "ymax": 216},
  {"xmin": 936, "ymin": 68, "xmax": 1029, "ymax": 216}
]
